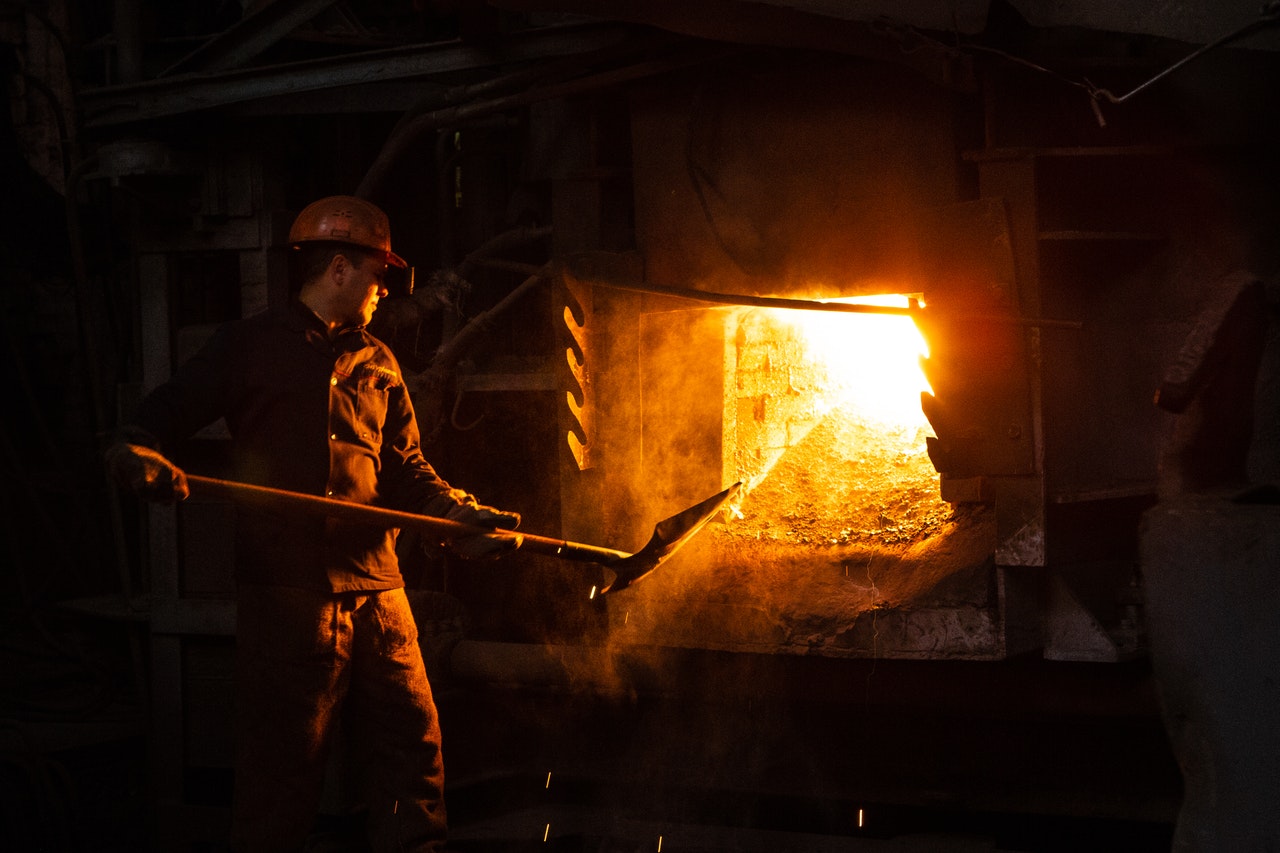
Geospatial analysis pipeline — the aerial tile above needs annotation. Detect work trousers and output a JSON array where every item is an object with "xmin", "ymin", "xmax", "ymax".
[{"xmin": 231, "ymin": 584, "xmax": 447, "ymax": 853}]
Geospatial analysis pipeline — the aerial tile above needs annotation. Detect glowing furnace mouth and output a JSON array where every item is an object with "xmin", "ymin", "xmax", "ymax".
[{"xmin": 728, "ymin": 294, "xmax": 946, "ymax": 549}]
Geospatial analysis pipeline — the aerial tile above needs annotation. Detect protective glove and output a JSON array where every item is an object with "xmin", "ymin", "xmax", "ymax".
[
  {"xmin": 104, "ymin": 441, "xmax": 190, "ymax": 503},
  {"xmin": 422, "ymin": 489, "xmax": 522, "ymax": 560}
]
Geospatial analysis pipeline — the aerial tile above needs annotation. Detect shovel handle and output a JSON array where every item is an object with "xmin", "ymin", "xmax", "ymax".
[{"xmin": 185, "ymin": 475, "xmax": 630, "ymax": 564}]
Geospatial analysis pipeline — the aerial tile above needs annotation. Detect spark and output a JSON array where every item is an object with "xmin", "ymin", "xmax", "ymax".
[
  {"xmin": 544, "ymin": 823, "xmax": 550, "ymax": 842},
  {"xmin": 545, "ymin": 771, "xmax": 552, "ymax": 789},
  {"xmin": 658, "ymin": 836, "xmax": 663, "ymax": 851},
  {"xmin": 589, "ymin": 585, "xmax": 597, "ymax": 600},
  {"xmin": 858, "ymin": 808, "xmax": 864, "ymax": 828}
]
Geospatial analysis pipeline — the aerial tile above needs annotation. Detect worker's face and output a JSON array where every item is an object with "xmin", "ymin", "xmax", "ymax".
[{"xmin": 337, "ymin": 251, "xmax": 389, "ymax": 327}]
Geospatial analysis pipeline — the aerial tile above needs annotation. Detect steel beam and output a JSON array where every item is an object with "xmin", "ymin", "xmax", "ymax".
[{"xmin": 80, "ymin": 22, "xmax": 638, "ymax": 127}]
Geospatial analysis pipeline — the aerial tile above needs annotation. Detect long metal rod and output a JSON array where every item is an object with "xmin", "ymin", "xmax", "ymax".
[{"xmin": 597, "ymin": 278, "xmax": 1083, "ymax": 329}]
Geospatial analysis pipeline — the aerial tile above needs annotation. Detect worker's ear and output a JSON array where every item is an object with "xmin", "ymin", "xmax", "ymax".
[{"xmin": 328, "ymin": 252, "xmax": 351, "ymax": 286}]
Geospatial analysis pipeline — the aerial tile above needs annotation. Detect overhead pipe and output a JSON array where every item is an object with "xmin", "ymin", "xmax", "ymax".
[
  {"xmin": 356, "ymin": 40, "xmax": 745, "ymax": 200},
  {"xmin": 357, "ymin": 29, "xmax": 685, "ymax": 202},
  {"xmin": 81, "ymin": 23, "xmax": 640, "ymax": 127}
]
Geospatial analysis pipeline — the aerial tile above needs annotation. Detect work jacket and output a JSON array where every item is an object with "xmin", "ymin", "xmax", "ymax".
[{"xmin": 133, "ymin": 299, "xmax": 455, "ymax": 592}]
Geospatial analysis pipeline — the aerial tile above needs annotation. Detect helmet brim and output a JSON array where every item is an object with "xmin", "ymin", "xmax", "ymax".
[{"xmin": 290, "ymin": 240, "xmax": 408, "ymax": 269}]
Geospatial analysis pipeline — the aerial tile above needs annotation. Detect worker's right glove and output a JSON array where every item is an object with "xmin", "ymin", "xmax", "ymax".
[
  {"xmin": 422, "ymin": 489, "xmax": 522, "ymax": 560},
  {"xmin": 104, "ymin": 441, "xmax": 190, "ymax": 503}
]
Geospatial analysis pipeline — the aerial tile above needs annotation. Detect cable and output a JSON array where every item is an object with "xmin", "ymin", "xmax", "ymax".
[
  {"xmin": 879, "ymin": 7, "xmax": 1280, "ymax": 127},
  {"xmin": 1087, "ymin": 3, "xmax": 1280, "ymax": 105}
]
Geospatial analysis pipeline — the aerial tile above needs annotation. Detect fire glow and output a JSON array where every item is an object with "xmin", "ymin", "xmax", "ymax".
[
  {"xmin": 783, "ymin": 293, "xmax": 932, "ymax": 430},
  {"xmin": 729, "ymin": 291, "xmax": 947, "ymax": 549}
]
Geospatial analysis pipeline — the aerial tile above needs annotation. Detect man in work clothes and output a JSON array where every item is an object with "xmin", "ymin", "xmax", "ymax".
[{"xmin": 106, "ymin": 195, "xmax": 520, "ymax": 852}]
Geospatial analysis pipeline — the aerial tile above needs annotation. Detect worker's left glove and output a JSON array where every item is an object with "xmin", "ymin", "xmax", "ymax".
[{"xmin": 422, "ymin": 489, "xmax": 522, "ymax": 560}]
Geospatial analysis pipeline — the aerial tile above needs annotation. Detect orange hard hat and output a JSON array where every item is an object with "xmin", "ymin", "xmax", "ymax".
[{"xmin": 288, "ymin": 195, "xmax": 407, "ymax": 268}]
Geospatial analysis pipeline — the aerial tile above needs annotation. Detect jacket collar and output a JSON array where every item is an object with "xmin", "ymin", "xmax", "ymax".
[{"xmin": 283, "ymin": 298, "xmax": 372, "ymax": 352}]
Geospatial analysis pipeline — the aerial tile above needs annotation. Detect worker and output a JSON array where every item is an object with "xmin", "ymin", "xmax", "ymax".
[{"xmin": 104, "ymin": 195, "xmax": 520, "ymax": 852}]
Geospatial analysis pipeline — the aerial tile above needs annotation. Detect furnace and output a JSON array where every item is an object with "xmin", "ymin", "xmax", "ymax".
[{"xmin": 555, "ymin": 276, "xmax": 1011, "ymax": 660}]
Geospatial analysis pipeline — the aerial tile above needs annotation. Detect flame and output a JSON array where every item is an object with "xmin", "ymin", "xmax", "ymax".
[{"xmin": 780, "ymin": 293, "xmax": 932, "ymax": 430}]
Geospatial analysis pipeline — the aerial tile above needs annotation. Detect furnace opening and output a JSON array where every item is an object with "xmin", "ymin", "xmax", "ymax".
[
  {"xmin": 618, "ymin": 291, "xmax": 991, "ymax": 659},
  {"xmin": 727, "ymin": 294, "xmax": 949, "ymax": 549}
]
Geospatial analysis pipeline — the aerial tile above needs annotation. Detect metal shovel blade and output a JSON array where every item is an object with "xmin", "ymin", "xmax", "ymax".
[{"xmin": 595, "ymin": 481, "xmax": 743, "ymax": 596}]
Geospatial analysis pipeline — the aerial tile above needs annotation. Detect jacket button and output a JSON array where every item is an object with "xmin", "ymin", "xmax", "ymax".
[
  {"xmin": 330, "ymin": 433, "xmax": 338, "ymax": 440},
  {"xmin": 330, "ymin": 376, "xmax": 338, "ymax": 386}
]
